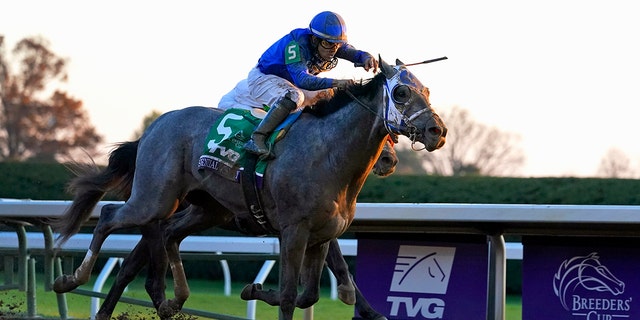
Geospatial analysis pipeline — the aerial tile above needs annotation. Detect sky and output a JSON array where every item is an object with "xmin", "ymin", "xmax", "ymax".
[{"xmin": 3, "ymin": 0, "xmax": 639, "ymax": 177}]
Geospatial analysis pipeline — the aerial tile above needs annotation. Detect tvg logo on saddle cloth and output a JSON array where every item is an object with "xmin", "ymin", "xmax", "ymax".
[{"xmin": 201, "ymin": 109, "xmax": 260, "ymax": 168}]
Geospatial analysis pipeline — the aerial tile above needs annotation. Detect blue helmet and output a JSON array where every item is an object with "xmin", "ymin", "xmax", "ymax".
[{"xmin": 309, "ymin": 11, "xmax": 347, "ymax": 43}]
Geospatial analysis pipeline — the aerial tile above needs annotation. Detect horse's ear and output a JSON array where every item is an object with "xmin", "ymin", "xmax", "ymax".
[
  {"xmin": 379, "ymin": 55, "xmax": 396, "ymax": 79},
  {"xmin": 396, "ymin": 58, "xmax": 405, "ymax": 66}
]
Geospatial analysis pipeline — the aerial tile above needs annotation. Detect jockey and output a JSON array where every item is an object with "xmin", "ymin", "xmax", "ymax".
[{"xmin": 219, "ymin": 11, "xmax": 378, "ymax": 158}]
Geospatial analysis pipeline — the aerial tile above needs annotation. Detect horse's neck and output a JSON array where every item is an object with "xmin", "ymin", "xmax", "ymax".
[
  {"xmin": 305, "ymin": 91, "xmax": 388, "ymax": 197},
  {"xmin": 311, "ymin": 90, "xmax": 386, "ymax": 154}
]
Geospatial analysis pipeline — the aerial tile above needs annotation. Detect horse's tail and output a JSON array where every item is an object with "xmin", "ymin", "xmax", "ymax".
[{"xmin": 51, "ymin": 140, "xmax": 139, "ymax": 245}]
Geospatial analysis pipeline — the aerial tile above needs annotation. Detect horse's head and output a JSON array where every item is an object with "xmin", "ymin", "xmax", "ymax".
[
  {"xmin": 372, "ymin": 136, "xmax": 398, "ymax": 177},
  {"xmin": 577, "ymin": 253, "xmax": 625, "ymax": 295},
  {"xmin": 554, "ymin": 252, "xmax": 625, "ymax": 310},
  {"xmin": 379, "ymin": 56, "xmax": 447, "ymax": 152}
]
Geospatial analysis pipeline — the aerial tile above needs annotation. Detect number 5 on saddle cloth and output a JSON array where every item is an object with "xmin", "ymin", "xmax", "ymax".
[{"xmin": 198, "ymin": 107, "xmax": 302, "ymax": 186}]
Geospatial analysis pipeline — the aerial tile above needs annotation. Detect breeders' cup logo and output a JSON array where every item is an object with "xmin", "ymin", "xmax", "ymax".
[
  {"xmin": 553, "ymin": 252, "xmax": 631, "ymax": 319},
  {"xmin": 387, "ymin": 245, "xmax": 455, "ymax": 319}
]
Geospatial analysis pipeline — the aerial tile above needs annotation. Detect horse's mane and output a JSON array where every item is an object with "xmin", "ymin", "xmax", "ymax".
[{"xmin": 304, "ymin": 73, "xmax": 386, "ymax": 118}]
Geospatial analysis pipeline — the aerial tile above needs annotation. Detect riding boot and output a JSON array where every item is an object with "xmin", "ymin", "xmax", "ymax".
[{"xmin": 243, "ymin": 95, "xmax": 297, "ymax": 158}]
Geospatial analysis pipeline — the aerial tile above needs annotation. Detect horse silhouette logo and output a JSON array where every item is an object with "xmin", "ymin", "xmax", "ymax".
[
  {"xmin": 390, "ymin": 245, "xmax": 456, "ymax": 294},
  {"xmin": 553, "ymin": 252, "xmax": 625, "ymax": 311}
]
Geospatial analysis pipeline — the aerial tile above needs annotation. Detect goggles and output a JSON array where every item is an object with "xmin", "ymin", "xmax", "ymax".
[{"xmin": 319, "ymin": 39, "xmax": 340, "ymax": 50}]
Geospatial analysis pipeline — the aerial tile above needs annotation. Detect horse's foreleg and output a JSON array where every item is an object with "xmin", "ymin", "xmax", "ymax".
[
  {"xmin": 325, "ymin": 239, "xmax": 387, "ymax": 319},
  {"xmin": 278, "ymin": 227, "xmax": 309, "ymax": 320},
  {"xmin": 240, "ymin": 283, "xmax": 280, "ymax": 306},
  {"xmin": 325, "ymin": 238, "xmax": 356, "ymax": 305},
  {"xmin": 159, "ymin": 204, "xmax": 223, "ymax": 318},
  {"xmin": 157, "ymin": 239, "xmax": 188, "ymax": 319},
  {"xmin": 352, "ymin": 273, "xmax": 388, "ymax": 320},
  {"xmin": 142, "ymin": 222, "xmax": 169, "ymax": 310},
  {"xmin": 96, "ymin": 229, "xmax": 157, "ymax": 319},
  {"xmin": 296, "ymin": 241, "xmax": 329, "ymax": 309},
  {"xmin": 240, "ymin": 226, "xmax": 308, "ymax": 319}
]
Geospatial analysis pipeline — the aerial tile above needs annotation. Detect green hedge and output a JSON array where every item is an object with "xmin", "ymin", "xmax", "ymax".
[
  {"xmin": 4, "ymin": 161, "xmax": 640, "ymax": 204},
  {"xmin": 0, "ymin": 162, "xmax": 75, "ymax": 200},
  {"xmin": 3, "ymin": 162, "xmax": 640, "ymax": 292},
  {"xmin": 360, "ymin": 174, "xmax": 640, "ymax": 205}
]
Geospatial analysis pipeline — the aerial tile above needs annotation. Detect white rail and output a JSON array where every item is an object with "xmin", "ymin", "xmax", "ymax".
[
  {"xmin": 3, "ymin": 200, "xmax": 636, "ymax": 320},
  {"xmin": 0, "ymin": 231, "xmax": 356, "ymax": 320}
]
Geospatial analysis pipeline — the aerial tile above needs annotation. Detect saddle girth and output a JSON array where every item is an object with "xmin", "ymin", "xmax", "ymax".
[{"xmin": 237, "ymin": 153, "xmax": 277, "ymax": 236}]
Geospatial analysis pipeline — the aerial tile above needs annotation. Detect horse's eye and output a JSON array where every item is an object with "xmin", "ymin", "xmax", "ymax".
[{"xmin": 392, "ymin": 85, "xmax": 411, "ymax": 104}]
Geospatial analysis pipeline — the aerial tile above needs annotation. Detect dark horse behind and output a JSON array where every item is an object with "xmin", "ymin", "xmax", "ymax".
[{"xmin": 51, "ymin": 57, "xmax": 446, "ymax": 320}]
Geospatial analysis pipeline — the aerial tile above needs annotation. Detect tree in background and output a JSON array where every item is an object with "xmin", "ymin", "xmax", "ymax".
[
  {"xmin": 395, "ymin": 106, "xmax": 525, "ymax": 176},
  {"xmin": 0, "ymin": 35, "xmax": 102, "ymax": 162},
  {"xmin": 131, "ymin": 109, "xmax": 163, "ymax": 139},
  {"xmin": 597, "ymin": 147, "xmax": 637, "ymax": 178}
]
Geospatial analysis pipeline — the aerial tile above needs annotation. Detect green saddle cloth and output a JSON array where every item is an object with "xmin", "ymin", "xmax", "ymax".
[{"xmin": 197, "ymin": 108, "xmax": 270, "ymax": 182}]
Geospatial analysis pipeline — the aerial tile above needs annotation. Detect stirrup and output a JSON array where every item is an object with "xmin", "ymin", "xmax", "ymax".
[
  {"xmin": 243, "ymin": 140, "xmax": 274, "ymax": 160},
  {"xmin": 243, "ymin": 139, "xmax": 268, "ymax": 155}
]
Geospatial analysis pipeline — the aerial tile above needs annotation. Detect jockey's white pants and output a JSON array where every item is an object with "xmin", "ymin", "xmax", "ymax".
[{"xmin": 217, "ymin": 67, "xmax": 333, "ymax": 111}]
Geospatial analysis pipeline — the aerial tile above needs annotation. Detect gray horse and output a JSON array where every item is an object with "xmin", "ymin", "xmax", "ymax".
[
  {"xmin": 88, "ymin": 138, "xmax": 397, "ymax": 320},
  {"xmin": 51, "ymin": 57, "xmax": 446, "ymax": 320}
]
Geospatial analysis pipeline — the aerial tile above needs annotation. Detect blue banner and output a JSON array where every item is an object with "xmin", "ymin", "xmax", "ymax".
[{"xmin": 355, "ymin": 236, "xmax": 489, "ymax": 319}]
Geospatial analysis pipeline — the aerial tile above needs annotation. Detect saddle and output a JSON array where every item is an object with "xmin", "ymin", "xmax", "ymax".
[
  {"xmin": 198, "ymin": 107, "xmax": 301, "ymax": 235},
  {"xmin": 198, "ymin": 108, "xmax": 301, "ymax": 181}
]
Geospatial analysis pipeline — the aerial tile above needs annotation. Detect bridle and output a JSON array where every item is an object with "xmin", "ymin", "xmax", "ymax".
[{"xmin": 345, "ymin": 64, "xmax": 435, "ymax": 150}]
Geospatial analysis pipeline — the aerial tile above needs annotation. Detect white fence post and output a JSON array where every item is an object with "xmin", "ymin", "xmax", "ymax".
[{"xmin": 90, "ymin": 257, "xmax": 124, "ymax": 319}]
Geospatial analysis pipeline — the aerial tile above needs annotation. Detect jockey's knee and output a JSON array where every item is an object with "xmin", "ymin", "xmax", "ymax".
[{"xmin": 283, "ymin": 89, "xmax": 304, "ymax": 111}]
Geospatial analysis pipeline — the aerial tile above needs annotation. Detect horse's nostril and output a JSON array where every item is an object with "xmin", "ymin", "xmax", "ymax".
[{"xmin": 429, "ymin": 127, "xmax": 442, "ymax": 136}]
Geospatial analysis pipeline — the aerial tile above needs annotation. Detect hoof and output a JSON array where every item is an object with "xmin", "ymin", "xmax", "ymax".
[
  {"xmin": 240, "ymin": 283, "xmax": 262, "ymax": 301},
  {"xmin": 158, "ymin": 299, "xmax": 180, "ymax": 319},
  {"xmin": 94, "ymin": 313, "xmax": 111, "ymax": 320},
  {"xmin": 53, "ymin": 274, "xmax": 80, "ymax": 293},
  {"xmin": 337, "ymin": 283, "xmax": 356, "ymax": 305},
  {"xmin": 359, "ymin": 311, "xmax": 388, "ymax": 320}
]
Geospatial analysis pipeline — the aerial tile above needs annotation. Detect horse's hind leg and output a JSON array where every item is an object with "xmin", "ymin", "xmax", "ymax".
[
  {"xmin": 52, "ymin": 203, "xmax": 118, "ymax": 292},
  {"xmin": 54, "ymin": 195, "xmax": 179, "ymax": 293}
]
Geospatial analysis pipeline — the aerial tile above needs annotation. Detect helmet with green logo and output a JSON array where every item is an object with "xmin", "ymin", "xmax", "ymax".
[{"xmin": 309, "ymin": 11, "xmax": 347, "ymax": 43}]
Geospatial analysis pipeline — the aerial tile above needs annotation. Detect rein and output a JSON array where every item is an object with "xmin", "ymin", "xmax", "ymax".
[
  {"xmin": 345, "ymin": 89, "xmax": 401, "ymax": 146},
  {"xmin": 344, "ymin": 89, "xmax": 380, "ymax": 119},
  {"xmin": 344, "ymin": 76, "xmax": 431, "ymax": 150}
]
